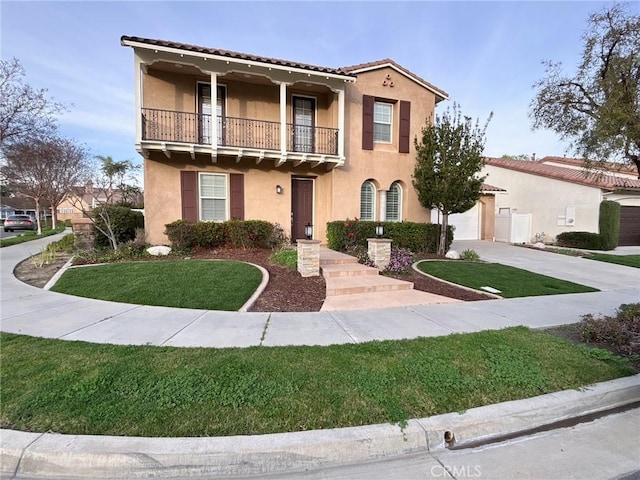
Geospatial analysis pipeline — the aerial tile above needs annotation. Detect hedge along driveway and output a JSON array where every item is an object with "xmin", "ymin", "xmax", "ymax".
[{"xmin": 51, "ymin": 260, "xmax": 263, "ymax": 311}]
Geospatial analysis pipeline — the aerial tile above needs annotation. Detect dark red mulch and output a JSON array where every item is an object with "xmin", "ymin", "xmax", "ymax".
[
  {"xmin": 191, "ymin": 248, "xmax": 326, "ymax": 312},
  {"xmin": 191, "ymin": 248, "xmax": 492, "ymax": 311}
]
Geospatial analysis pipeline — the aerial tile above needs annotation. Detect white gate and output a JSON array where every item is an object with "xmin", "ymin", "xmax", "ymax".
[{"xmin": 494, "ymin": 213, "xmax": 532, "ymax": 243}]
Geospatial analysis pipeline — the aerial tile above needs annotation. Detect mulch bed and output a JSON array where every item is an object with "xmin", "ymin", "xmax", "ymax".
[{"xmin": 192, "ymin": 248, "xmax": 492, "ymax": 311}]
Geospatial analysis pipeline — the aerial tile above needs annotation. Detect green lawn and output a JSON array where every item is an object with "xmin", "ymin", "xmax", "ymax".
[
  {"xmin": 0, "ymin": 328, "xmax": 632, "ymax": 437},
  {"xmin": 585, "ymin": 253, "xmax": 640, "ymax": 268},
  {"xmin": 269, "ymin": 248, "xmax": 297, "ymax": 269},
  {"xmin": 51, "ymin": 260, "xmax": 262, "ymax": 311},
  {"xmin": 0, "ymin": 225, "xmax": 66, "ymax": 248},
  {"xmin": 417, "ymin": 261, "xmax": 599, "ymax": 298}
]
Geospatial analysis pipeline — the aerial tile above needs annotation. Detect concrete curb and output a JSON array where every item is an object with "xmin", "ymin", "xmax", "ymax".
[
  {"xmin": 239, "ymin": 262, "xmax": 269, "ymax": 312},
  {"xmin": 2, "ymin": 375, "xmax": 637, "ymax": 479},
  {"xmin": 43, "ymin": 256, "xmax": 75, "ymax": 291}
]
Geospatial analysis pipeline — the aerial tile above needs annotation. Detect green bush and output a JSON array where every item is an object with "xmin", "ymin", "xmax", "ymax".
[
  {"xmin": 326, "ymin": 220, "xmax": 451, "ymax": 254},
  {"xmin": 51, "ymin": 233, "xmax": 75, "ymax": 253},
  {"xmin": 556, "ymin": 231, "xmax": 603, "ymax": 250},
  {"xmin": 460, "ymin": 249, "xmax": 480, "ymax": 261},
  {"xmin": 164, "ymin": 219, "xmax": 286, "ymax": 250},
  {"xmin": 599, "ymin": 200, "xmax": 621, "ymax": 251},
  {"xmin": 93, "ymin": 206, "xmax": 145, "ymax": 248}
]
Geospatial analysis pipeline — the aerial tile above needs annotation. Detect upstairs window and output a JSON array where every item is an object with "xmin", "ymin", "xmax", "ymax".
[
  {"xmin": 360, "ymin": 181, "xmax": 376, "ymax": 221},
  {"xmin": 373, "ymin": 102, "xmax": 392, "ymax": 143}
]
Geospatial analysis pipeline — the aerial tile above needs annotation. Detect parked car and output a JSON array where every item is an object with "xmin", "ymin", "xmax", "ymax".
[{"xmin": 3, "ymin": 215, "xmax": 37, "ymax": 232}]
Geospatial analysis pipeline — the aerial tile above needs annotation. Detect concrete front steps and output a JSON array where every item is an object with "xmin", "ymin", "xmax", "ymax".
[{"xmin": 319, "ymin": 247, "xmax": 460, "ymax": 311}]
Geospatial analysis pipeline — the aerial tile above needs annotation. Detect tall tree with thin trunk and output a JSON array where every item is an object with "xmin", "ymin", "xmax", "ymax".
[
  {"xmin": 413, "ymin": 104, "xmax": 492, "ymax": 255},
  {"xmin": 0, "ymin": 58, "xmax": 65, "ymax": 147},
  {"xmin": 44, "ymin": 137, "xmax": 91, "ymax": 229},
  {"xmin": 530, "ymin": 3, "xmax": 640, "ymax": 177}
]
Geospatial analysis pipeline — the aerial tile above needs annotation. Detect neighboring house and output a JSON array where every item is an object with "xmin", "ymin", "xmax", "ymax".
[
  {"xmin": 482, "ymin": 156, "xmax": 640, "ymax": 246},
  {"xmin": 0, "ymin": 196, "xmax": 51, "ymax": 221},
  {"xmin": 56, "ymin": 182, "xmax": 143, "ymax": 222},
  {"xmin": 122, "ymin": 36, "xmax": 496, "ymax": 245},
  {"xmin": 432, "ymin": 184, "xmax": 506, "ymax": 241}
]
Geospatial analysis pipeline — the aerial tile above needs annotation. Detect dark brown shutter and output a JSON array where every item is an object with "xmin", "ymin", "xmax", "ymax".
[
  {"xmin": 229, "ymin": 173, "xmax": 245, "ymax": 220},
  {"xmin": 180, "ymin": 171, "xmax": 198, "ymax": 222},
  {"xmin": 362, "ymin": 95, "xmax": 374, "ymax": 150},
  {"xmin": 399, "ymin": 101, "xmax": 411, "ymax": 153}
]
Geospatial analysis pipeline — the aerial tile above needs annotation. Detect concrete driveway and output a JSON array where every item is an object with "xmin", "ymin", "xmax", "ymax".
[{"xmin": 452, "ymin": 240, "xmax": 640, "ymax": 292}]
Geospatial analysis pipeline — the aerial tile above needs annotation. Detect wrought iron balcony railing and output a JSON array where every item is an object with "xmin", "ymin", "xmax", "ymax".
[{"xmin": 141, "ymin": 108, "xmax": 339, "ymax": 155}]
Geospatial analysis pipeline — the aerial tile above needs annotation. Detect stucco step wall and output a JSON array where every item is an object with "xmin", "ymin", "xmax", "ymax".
[
  {"xmin": 321, "ymin": 264, "xmax": 379, "ymax": 278},
  {"xmin": 325, "ymin": 276, "xmax": 414, "ymax": 296}
]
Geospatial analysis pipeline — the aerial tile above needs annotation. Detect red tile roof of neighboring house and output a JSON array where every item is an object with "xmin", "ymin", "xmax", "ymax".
[
  {"xmin": 485, "ymin": 157, "xmax": 640, "ymax": 191},
  {"xmin": 341, "ymin": 58, "xmax": 449, "ymax": 100},
  {"xmin": 120, "ymin": 36, "xmax": 357, "ymax": 78},
  {"xmin": 481, "ymin": 183, "xmax": 506, "ymax": 193},
  {"xmin": 539, "ymin": 156, "xmax": 638, "ymax": 176}
]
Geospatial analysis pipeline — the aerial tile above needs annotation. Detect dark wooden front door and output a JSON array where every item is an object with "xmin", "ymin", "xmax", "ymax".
[
  {"xmin": 619, "ymin": 206, "xmax": 640, "ymax": 246},
  {"xmin": 291, "ymin": 178, "xmax": 313, "ymax": 241}
]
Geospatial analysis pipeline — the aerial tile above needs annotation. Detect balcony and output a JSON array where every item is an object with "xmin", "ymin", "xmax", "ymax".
[{"xmin": 141, "ymin": 108, "xmax": 339, "ymax": 159}]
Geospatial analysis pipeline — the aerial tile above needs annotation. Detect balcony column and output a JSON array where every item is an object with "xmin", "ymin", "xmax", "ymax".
[
  {"xmin": 210, "ymin": 72, "xmax": 218, "ymax": 160},
  {"xmin": 337, "ymin": 88, "xmax": 345, "ymax": 159},
  {"xmin": 134, "ymin": 53, "xmax": 144, "ymax": 151},
  {"xmin": 379, "ymin": 189, "xmax": 387, "ymax": 222},
  {"xmin": 279, "ymin": 82, "xmax": 289, "ymax": 159}
]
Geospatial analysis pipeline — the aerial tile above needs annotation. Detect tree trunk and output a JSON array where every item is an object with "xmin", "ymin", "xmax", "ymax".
[
  {"xmin": 34, "ymin": 199, "xmax": 42, "ymax": 235},
  {"xmin": 50, "ymin": 206, "xmax": 58, "ymax": 230},
  {"xmin": 438, "ymin": 211, "xmax": 449, "ymax": 256}
]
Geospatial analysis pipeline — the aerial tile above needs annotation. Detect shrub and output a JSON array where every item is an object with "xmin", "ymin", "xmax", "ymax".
[
  {"xmin": 556, "ymin": 231, "xmax": 603, "ymax": 250},
  {"xmin": 164, "ymin": 220, "xmax": 197, "ymax": 251},
  {"xmin": 384, "ymin": 247, "xmax": 416, "ymax": 273},
  {"xmin": 93, "ymin": 206, "xmax": 144, "ymax": 248},
  {"xmin": 598, "ymin": 200, "xmax": 621, "ymax": 251},
  {"xmin": 51, "ymin": 233, "xmax": 75, "ymax": 253},
  {"xmin": 326, "ymin": 220, "xmax": 451, "ymax": 254},
  {"xmin": 165, "ymin": 219, "xmax": 285, "ymax": 250},
  {"xmin": 460, "ymin": 249, "xmax": 480, "ymax": 261},
  {"xmin": 578, "ymin": 303, "xmax": 640, "ymax": 355},
  {"xmin": 269, "ymin": 248, "xmax": 297, "ymax": 270}
]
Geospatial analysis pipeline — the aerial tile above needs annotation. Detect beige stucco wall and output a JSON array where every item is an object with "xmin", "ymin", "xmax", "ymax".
[
  {"xmin": 333, "ymin": 66, "xmax": 436, "ymax": 223},
  {"xmin": 482, "ymin": 165, "xmax": 604, "ymax": 241},
  {"xmin": 143, "ymin": 152, "xmax": 336, "ymax": 245}
]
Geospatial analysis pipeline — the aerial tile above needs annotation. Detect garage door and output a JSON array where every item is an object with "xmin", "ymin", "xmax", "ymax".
[
  {"xmin": 619, "ymin": 206, "xmax": 640, "ymax": 246},
  {"xmin": 432, "ymin": 203, "xmax": 480, "ymax": 240}
]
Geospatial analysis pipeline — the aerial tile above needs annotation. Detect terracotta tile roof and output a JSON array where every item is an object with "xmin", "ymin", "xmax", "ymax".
[
  {"xmin": 341, "ymin": 58, "xmax": 449, "ymax": 100},
  {"xmin": 485, "ymin": 157, "xmax": 640, "ymax": 191},
  {"xmin": 539, "ymin": 156, "xmax": 638, "ymax": 176},
  {"xmin": 121, "ymin": 36, "xmax": 356, "ymax": 78},
  {"xmin": 481, "ymin": 183, "xmax": 506, "ymax": 193}
]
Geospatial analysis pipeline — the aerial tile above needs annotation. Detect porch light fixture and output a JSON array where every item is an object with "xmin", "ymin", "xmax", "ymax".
[
  {"xmin": 304, "ymin": 223, "xmax": 313, "ymax": 240},
  {"xmin": 276, "ymin": 185, "xmax": 283, "ymax": 195},
  {"xmin": 376, "ymin": 223, "xmax": 384, "ymax": 238}
]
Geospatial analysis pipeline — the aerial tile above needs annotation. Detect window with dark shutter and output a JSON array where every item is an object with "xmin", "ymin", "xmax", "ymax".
[
  {"xmin": 180, "ymin": 171, "xmax": 198, "ymax": 223},
  {"xmin": 399, "ymin": 101, "xmax": 411, "ymax": 153},
  {"xmin": 229, "ymin": 173, "xmax": 245, "ymax": 220},
  {"xmin": 362, "ymin": 95, "xmax": 374, "ymax": 150}
]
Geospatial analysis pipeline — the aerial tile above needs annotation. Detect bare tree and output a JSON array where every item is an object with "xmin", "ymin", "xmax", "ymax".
[
  {"xmin": 1, "ymin": 141, "xmax": 51, "ymax": 234},
  {"xmin": 530, "ymin": 3, "xmax": 640, "ymax": 177},
  {"xmin": 0, "ymin": 58, "xmax": 65, "ymax": 147},
  {"xmin": 44, "ymin": 137, "xmax": 91, "ymax": 229},
  {"xmin": 68, "ymin": 156, "xmax": 141, "ymax": 250}
]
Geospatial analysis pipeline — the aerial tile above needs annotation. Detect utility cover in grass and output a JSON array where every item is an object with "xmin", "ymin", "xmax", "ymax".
[{"xmin": 51, "ymin": 260, "xmax": 263, "ymax": 311}]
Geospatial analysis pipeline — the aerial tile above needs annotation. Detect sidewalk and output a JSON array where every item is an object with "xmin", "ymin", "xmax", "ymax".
[{"xmin": 2, "ymin": 235, "xmax": 638, "ymax": 347}]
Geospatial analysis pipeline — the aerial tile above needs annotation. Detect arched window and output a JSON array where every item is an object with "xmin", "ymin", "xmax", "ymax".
[
  {"xmin": 360, "ymin": 181, "xmax": 376, "ymax": 221},
  {"xmin": 386, "ymin": 182, "xmax": 402, "ymax": 222}
]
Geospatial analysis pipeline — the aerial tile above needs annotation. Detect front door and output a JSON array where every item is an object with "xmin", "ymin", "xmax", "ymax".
[
  {"xmin": 291, "ymin": 178, "xmax": 314, "ymax": 241},
  {"xmin": 293, "ymin": 96, "xmax": 315, "ymax": 153},
  {"xmin": 198, "ymin": 84, "xmax": 225, "ymax": 145}
]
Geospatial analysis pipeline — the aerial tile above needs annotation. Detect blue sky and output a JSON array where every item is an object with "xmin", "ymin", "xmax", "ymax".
[{"xmin": 1, "ymin": 0, "xmax": 625, "ymax": 182}]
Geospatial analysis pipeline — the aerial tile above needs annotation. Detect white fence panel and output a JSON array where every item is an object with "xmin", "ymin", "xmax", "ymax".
[{"xmin": 511, "ymin": 213, "xmax": 532, "ymax": 244}]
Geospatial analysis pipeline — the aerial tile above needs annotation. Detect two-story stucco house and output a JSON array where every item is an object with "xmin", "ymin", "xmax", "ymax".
[{"xmin": 121, "ymin": 36, "xmax": 453, "ymax": 245}]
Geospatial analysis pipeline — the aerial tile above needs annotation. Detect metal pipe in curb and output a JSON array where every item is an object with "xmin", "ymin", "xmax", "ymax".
[{"xmin": 2, "ymin": 375, "xmax": 637, "ymax": 479}]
